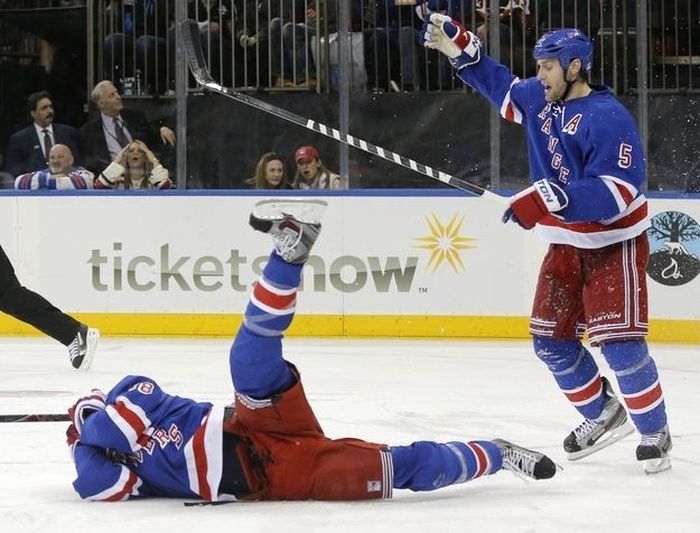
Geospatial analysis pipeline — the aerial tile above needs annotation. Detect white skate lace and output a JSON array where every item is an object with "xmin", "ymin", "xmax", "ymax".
[
  {"xmin": 502, "ymin": 448, "xmax": 539, "ymax": 479},
  {"xmin": 273, "ymin": 228, "xmax": 303, "ymax": 261},
  {"xmin": 639, "ymin": 429, "xmax": 666, "ymax": 448},
  {"xmin": 573, "ymin": 418, "xmax": 601, "ymax": 440},
  {"xmin": 68, "ymin": 331, "xmax": 85, "ymax": 363}
]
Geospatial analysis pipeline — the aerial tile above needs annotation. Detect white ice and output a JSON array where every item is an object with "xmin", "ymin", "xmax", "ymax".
[{"xmin": 0, "ymin": 336, "xmax": 697, "ymax": 533}]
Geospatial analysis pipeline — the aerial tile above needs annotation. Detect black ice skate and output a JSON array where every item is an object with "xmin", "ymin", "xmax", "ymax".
[
  {"xmin": 637, "ymin": 424, "xmax": 672, "ymax": 475},
  {"xmin": 69, "ymin": 324, "xmax": 100, "ymax": 371},
  {"xmin": 249, "ymin": 199, "xmax": 326, "ymax": 264},
  {"xmin": 493, "ymin": 439, "xmax": 557, "ymax": 480},
  {"xmin": 563, "ymin": 377, "xmax": 634, "ymax": 460}
]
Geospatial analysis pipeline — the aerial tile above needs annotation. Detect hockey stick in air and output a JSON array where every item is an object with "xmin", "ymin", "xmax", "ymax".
[
  {"xmin": 0, "ymin": 413, "xmax": 69, "ymax": 423},
  {"xmin": 178, "ymin": 20, "xmax": 506, "ymax": 203}
]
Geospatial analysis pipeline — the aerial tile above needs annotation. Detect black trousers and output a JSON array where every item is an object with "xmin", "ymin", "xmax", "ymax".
[{"xmin": 0, "ymin": 245, "xmax": 81, "ymax": 346}]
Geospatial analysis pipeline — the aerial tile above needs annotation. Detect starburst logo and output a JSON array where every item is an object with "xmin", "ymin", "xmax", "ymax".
[{"xmin": 413, "ymin": 214, "xmax": 477, "ymax": 273}]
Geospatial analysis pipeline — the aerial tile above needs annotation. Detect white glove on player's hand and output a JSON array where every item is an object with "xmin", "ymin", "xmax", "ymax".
[
  {"xmin": 68, "ymin": 389, "xmax": 107, "ymax": 435},
  {"xmin": 420, "ymin": 13, "xmax": 482, "ymax": 68}
]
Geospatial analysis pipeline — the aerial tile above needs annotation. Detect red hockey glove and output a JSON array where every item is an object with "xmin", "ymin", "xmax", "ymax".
[
  {"xmin": 420, "ymin": 13, "xmax": 481, "ymax": 69},
  {"xmin": 66, "ymin": 423, "xmax": 80, "ymax": 447},
  {"xmin": 68, "ymin": 389, "xmax": 107, "ymax": 434},
  {"xmin": 502, "ymin": 179, "xmax": 569, "ymax": 230}
]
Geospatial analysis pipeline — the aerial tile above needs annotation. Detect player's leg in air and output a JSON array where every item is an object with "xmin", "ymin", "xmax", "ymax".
[
  {"xmin": 230, "ymin": 200, "xmax": 556, "ymax": 501},
  {"xmin": 229, "ymin": 199, "xmax": 327, "ymax": 400}
]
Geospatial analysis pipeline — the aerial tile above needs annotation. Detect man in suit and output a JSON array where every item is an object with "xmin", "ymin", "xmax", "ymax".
[
  {"xmin": 79, "ymin": 80, "xmax": 175, "ymax": 176},
  {"xmin": 3, "ymin": 91, "xmax": 82, "ymax": 178}
]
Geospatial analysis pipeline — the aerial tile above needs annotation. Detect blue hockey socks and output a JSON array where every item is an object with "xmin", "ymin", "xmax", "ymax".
[
  {"xmin": 390, "ymin": 440, "xmax": 502, "ymax": 491},
  {"xmin": 230, "ymin": 253, "xmax": 301, "ymax": 397},
  {"xmin": 601, "ymin": 340, "xmax": 667, "ymax": 434},
  {"xmin": 534, "ymin": 336, "xmax": 608, "ymax": 419}
]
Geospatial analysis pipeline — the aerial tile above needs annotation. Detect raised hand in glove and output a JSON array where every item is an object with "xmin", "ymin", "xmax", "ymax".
[
  {"xmin": 502, "ymin": 179, "xmax": 569, "ymax": 230},
  {"xmin": 419, "ymin": 13, "xmax": 482, "ymax": 69},
  {"xmin": 68, "ymin": 388, "xmax": 107, "ymax": 435}
]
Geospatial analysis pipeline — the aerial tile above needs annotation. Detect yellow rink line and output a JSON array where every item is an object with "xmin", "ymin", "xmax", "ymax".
[{"xmin": 0, "ymin": 314, "xmax": 697, "ymax": 344}]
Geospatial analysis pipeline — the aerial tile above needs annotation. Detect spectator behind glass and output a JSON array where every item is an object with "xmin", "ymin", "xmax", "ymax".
[
  {"xmin": 245, "ymin": 152, "xmax": 290, "ymax": 189},
  {"xmin": 103, "ymin": 0, "xmax": 174, "ymax": 94},
  {"xmin": 96, "ymin": 140, "xmax": 172, "ymax": 190},
  {"xmin": 184, "ymin": 1, "xmax": 234, "ymax": 87},
  {"xmin": 3, "ymin": 90, "xmax": 82, "ymax": 178},
  {"xmin": 362, "ymin": 0, "xmax": 432, "ymax": 92},
  {"xmin": 235, "ymin": 0, "xmax": 273, "ymax": 87},
  {"xmin": 14, "ymin": 144, "xmax": 94, "ymax": 190},
  {"xmin": 475, "ymin": 1, "xmax": 535, "ymax": 77},
  {"xmin": 269, "ymin": 0, "xmax": 329, "ymax": 88},
  {"xmin": 80, "ymin": 80, "xmax": 175, "ymax": 177},
  {"xmin": 292, "ymin": 145, "xmax": 341, "ymax": 189}
]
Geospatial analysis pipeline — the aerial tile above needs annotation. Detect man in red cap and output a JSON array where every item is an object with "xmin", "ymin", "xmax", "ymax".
[{"xmin": 292, "ymin": 145, "xmax": 341, "ymax": 189}]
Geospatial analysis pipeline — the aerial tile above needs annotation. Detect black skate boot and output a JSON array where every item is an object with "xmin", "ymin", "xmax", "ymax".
[
  {"xmin": 563, "ymin": 377, "xmax": 634, "ymax": 460},
  {"xmin": 68, "ymin": 324, "xmax": 100, "ymax": 371},
  {"xmin": 493, "ymin": 439, "xmax": 557, "ymax": 480},
  {"xmin": 637, "ymin": 425, "xmax": 672, "ymax": 475}
]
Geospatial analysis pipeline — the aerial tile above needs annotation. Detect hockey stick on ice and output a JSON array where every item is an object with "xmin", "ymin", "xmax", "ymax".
[
  {"xmin": 179, "ymin": 20, "xmax": 506, "ymax": 203},
  {"xmin": 0, "ymin": 413, "xmax": 69, "ymax": 423}
]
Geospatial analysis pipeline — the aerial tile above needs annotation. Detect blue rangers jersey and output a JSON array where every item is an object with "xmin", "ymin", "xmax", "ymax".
[
  {"xmin": 70, "ymin": 375, "xmax": 231, "ymax": 502},
  {"xmin": 457, "ymin": 54, "xmax": 649, "ymax": 249}
]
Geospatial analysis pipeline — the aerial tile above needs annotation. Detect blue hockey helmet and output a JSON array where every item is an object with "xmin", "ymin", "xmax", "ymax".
[{"xmin": 533, "ymin": 29, "xmax": 593, "ymax": 72}]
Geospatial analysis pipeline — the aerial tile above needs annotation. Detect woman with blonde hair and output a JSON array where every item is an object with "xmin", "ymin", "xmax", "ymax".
[
  {"xmin": 246, "ymin": 152, "xmax": 290, "ymax": 189},
  {"xmin": 96, "ymin": 140, "xmax": 172, "ymax": 190}
]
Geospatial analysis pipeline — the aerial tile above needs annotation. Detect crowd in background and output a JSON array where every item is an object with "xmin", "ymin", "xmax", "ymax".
[
  {"xmin": 0, "ymin": 83, "xmax": 338, "ymax": 191},
  {"xmin": 0, "ymin": 1, "xmax": 698, "ymax": 191}
]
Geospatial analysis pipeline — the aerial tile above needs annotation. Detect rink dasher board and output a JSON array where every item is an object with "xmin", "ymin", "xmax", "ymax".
[{"xmin": 0, "ymin": 192, "xmax": 697, "ymax": 342}]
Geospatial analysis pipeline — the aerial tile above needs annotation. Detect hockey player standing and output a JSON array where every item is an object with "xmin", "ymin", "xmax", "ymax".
[
  {"xmin": 419, "ymin": 10, "xmax": 671, "ymax": 474},
  {"xmin": 66, "ymin": 200, "xmax": 556, "ymax": 503}
]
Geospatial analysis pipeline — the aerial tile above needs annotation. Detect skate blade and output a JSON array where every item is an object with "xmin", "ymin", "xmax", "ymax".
[
  {"xmin": 78, "ymin": 328, "xmax": 100, "ymax": 372},
  {"xmin": 566, "ymin": 422, "xmax": 635, "ymax": 461},
  {"xmin": 642, "ymin": 456, "xmax": 671, "ymax": 475},
  {"xmin": 252, "ymin": 199, "xmax": 328, "ymax": 224}
]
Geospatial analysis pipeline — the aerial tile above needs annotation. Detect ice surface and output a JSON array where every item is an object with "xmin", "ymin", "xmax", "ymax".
[{"xmin": 1, "ymin": 336, "xmax": 697, "ymax": 533}]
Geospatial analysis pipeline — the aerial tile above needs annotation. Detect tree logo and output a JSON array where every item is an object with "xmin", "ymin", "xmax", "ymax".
[{"xmin": 647, "ymin": 211, "xmax": 700, "ymax": 286}]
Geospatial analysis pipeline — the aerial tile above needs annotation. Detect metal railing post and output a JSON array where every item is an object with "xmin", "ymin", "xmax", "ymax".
[
  {"xmin": 337, "ymin": 0, "xmax": 350, "ymax": 187},
  {"xmin": 174, "ymin": 0, "xmax": 188, "ymax": 188},
  {"xmin": 488, "ymin": 0, "xmax": 501, "ymax": 188},
  {"xmin": 86, "ymin": 1, "xmax": 95, "ymax": 113},
  {"xmin": 636, "ymin": 0, "xmax": 650, "ymax": 190}
]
